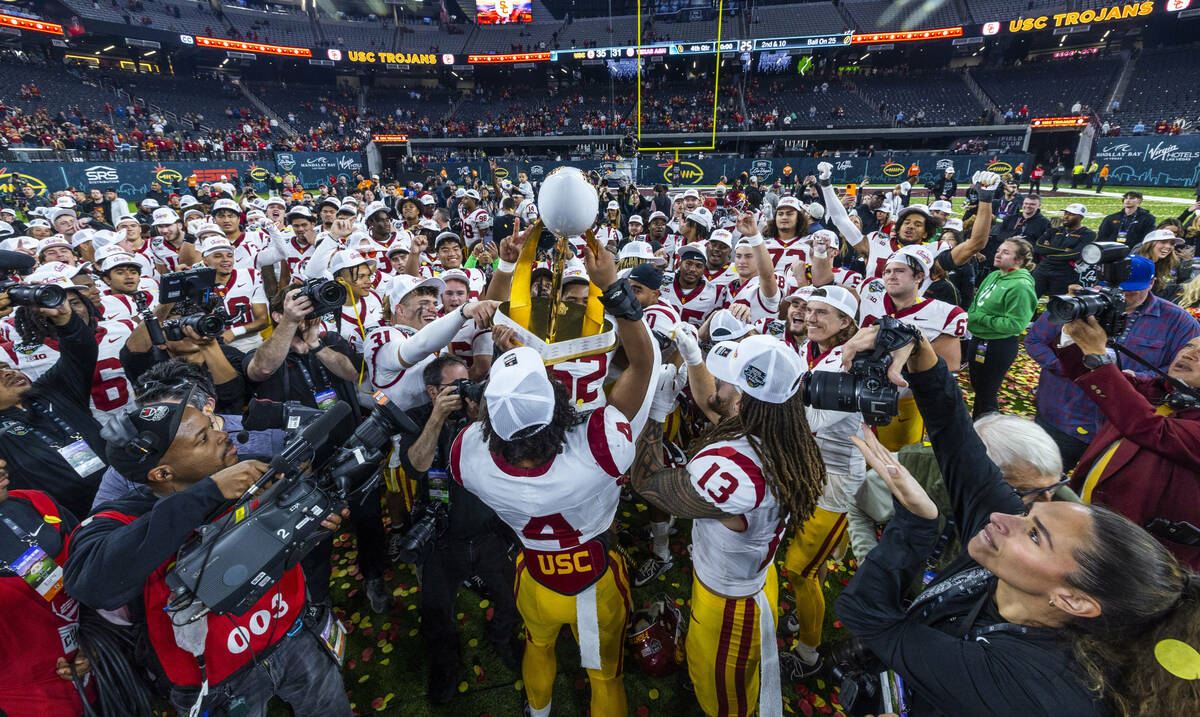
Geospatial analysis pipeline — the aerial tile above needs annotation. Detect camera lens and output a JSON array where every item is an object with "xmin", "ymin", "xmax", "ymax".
[
  {"xmin": 802, "ymin": 371, "xmax": 860, "ymax": 413},
  {"xmin": 1046, "ymin": 293, "xmax": 1106, "ymax": 325},
  {"xmin": 191, "ymin": 313, "xmax": 226, "ymax": 338},
  {"xmin": 316, "ymin": 280, "xmax": 347, "ymax": 305},
  {"xmin": 8, "ymin": 284, "xmax": 67, "ymax": 308}
]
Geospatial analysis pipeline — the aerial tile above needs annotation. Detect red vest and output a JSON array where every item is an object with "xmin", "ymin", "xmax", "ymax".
[
  {"xmin": 0, "ymin": 490, "xmax": 89, "ymax": 717},
  {"xmin": 91, "ymin": 509, "xmax": 307, "ymax": 687}
]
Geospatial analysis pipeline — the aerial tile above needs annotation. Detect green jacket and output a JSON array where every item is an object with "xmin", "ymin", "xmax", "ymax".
[{"xmin": 967, "ymin": 267, "xmax": 1037, "ymax": 339}]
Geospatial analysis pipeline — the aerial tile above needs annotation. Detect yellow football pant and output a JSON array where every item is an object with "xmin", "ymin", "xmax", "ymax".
[
  {"xmin": 875, "ymin": 395, "xmax": 923, "ymax": 451},
  {"xmin": 783, "ymin": 507, "xmax": 848, "ymax": 648},
  {"xmin": 687, "ymin": 565, "xmax": 779, "ymax": 717},
  {"xmin": 515, "ymin": 550, "xmax": 633, "ymax": 716}
]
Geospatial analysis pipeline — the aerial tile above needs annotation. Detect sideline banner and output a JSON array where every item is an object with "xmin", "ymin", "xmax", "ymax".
[
  {"xmin": 1092, "ymin": 136, "xmax": 1200, "ymax": 188},
  {"xmin": 273, "ymin": 152, "xmax": 365, "ymax": 187},
  {"xmin": 0, "ymin": 160, "xmax": 274, "ymax": 200}
]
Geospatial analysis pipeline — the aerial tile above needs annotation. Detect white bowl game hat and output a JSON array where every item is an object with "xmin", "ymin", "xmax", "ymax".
[{"xmin": 485, "ymin": 346, "xmax": 557, "ymax": 440}]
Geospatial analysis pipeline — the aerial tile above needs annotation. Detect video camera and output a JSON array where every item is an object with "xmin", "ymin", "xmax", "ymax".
[
  {"xmin": 150, "ymin": 267, "xmax": 234, "ymax": 342},
  {"xmin": 1046, "ymin": 241, "xmax": 1131, "ymax": 336},
  {"xmin": 826, "ymin": 637, "xmax": 907, "ymax": 716},
  {"xmin": 802, "ymin": 316, "xmax": 923, "ymax": 425},
  {"xmin": 0, "ymin": 249, "xmax": 66, "ymax": 308},
  {"xmin": 165, "ymin": 392, "xmax": 419, "ymax": 618}
]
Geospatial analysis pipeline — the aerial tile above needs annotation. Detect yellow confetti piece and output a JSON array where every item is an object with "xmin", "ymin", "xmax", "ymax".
[
  {"xmin": 458, "ymin": 681, "xmax": 469, "ymax": 693},
  {"xmin": 816, "ymin": 679, "xmax": 825, "ymax": 690},
  {"xmin": 479, "ymin": 599, "xmax": 490, "ymax": 608},
  {"xmin": 456, "ymin": 612, "xmax": 465, "ymax": 620},
  {"xmin": 1075, "ymin": 426, "xmax": 1089, "ymax": 435},
  {"xmin": 675, "ymin": 598, "xmax": 685, "ymax": 606},
  {"xmin": 649, "ymin": 689, "xmax": 660, "ymax": 700},
  {"xmin": 621, "ymin": 511, "xmax": 631, "ymax": 518},
  {"xmin": 473, "ymin": 665, "xmax": 482, "ymax": 676},
  {"xmin": 392, "ymin": 587, "xmax": 403, "ymax": 597},
  {"xmin": 515, "ymin": 680, "xmax": 524, "ymax": 691},
  {"xmin": 468, "ymin": 638, "xmax": 479, "ymax": 647},
  {"xmin": 1155, "ymin": 639, "xmax": 1200, "ymax": 680},
  {"xmin": 382, "ymin": 622, "xmax": 392, "ymax": 630},
  {"xmin": 407, "ymin": 604, "xmax": 416, "ymax": 611},
  {"xmin": 409, "ymin": 629, "xmax": 418, "ymax": 637},
  {"xmin": 384, "ymin": 693, "xmax": 394, "ymax": 703},
  {"xmin": 358, "ymin": 675, "xmax": 370, "ymax": 683},
  {"xmin": 382, "ymin": 643, "xmax": 394, "ymax": 654},
  {"xmin": 635, "ymin": 504, "xmax": 647, "ymax": 512},
  {"xmin": 380, "ymin": 658, "xmax": 390, "ymax": 666},
  {"xmin": 340, "ymin": 582, "xmax": 351, "ymax": 590},
  {"xmin": 350, "ymin": 612, "xmax": 362, "ymax": 624}
]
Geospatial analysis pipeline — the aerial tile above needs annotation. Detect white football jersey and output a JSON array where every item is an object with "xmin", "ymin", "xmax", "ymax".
[
  {"xmin": 764, "ymin": 236, "xmax": 810, "ymax": 274},
  {"xmin": 863, "ymin": 231, "xmax": 899, "ymax": 280},
  {"xmin": 100, "ymin": 290, "xmax": 158, "ymax": 321},
  {"xmin": 443, "ymin": 323, "xmax": 494, "ymax": 372},
  {"xmin": 548, "ymin": 349, "xmax": 614, "ymax": 412},
  {"xmin": 461, "ymin": 207, "xmax": 492, "ymax": 247},
  {"xmin": 0, "ymin": 340, "xmax": 60, "ymax": 381},
  {"xmin": 216, "ymin": 269, "xmax": 266, "ymax": 330},
  {"xmin": 149, "ymin": 236, "xmax": 185, "ymax": 272},
  {"xmin": 721, "ymin": 276, "xmax": 781, "ymax": 324},
  {"xmin": 798, "ymin": 339, "xmax": 866, "ymax": 498},
  {"xmin": 594, "ymin": 225, "xmax": 622, "ymax": 248},
  {"xmin": 704, "ymin": 264, "xmax": 739, "ymax": 290},
  {"xmin": 279, "ymin": 234, "xmax": 317, "ymax": 277},
  {"xmin": 687, "ymin": 437, "xmax": 785, "ymax": 596},
  {"xmin": 320, "ymin": 291, "xmax": 384, "ymax": 354},
  {"xmin": 660, "ymin": 276, "xmax": 723, "ymax": 327},
  {"xmin": 451, "ymin": 405, "xmax": 636, "ymax": 551},
  {"xmin": 363, "ymin": 324, "xmax": 436, "ymax": 410},
  {"xmin": 90, "ymin": 319, "xmax": 137, "ymax": 418},
  {"xmin": 857, "ymin": 279, "xmax": 968, "ymax": 341}
]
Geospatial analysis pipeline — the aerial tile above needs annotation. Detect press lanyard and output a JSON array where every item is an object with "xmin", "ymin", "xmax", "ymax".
[
  {"xmin": 294, "ymin": 354, "xmax": 338, "ymax": 409},
  {"xmin": 0, "ymin": 511, "xmax": 65, "ymax": 601},
  {"xmin": 0, "ymin": 513, "xmax": 42, "ymax": 572},
  {"xmin": 5, "ymin": 403, "xmax": 82, "ymax": 449}
]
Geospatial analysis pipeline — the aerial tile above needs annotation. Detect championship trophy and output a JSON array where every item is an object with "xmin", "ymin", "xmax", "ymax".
[{"xmin": 494, "ymin": 167, "xmax": 618, "ymax": 364}]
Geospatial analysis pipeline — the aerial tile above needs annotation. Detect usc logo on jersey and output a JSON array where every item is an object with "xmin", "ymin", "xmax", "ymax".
[
  {"xmin": 537, "ymin": 551, "xmax": 591, "ymax": 575},
  {"xmin": 523, "ymin": 541, "xmax": 609, "ymax": 595}
]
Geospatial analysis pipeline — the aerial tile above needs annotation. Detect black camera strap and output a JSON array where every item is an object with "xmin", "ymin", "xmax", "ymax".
[{"xmin": 2, "ymin": 401, "xmax": 83, "ymax": 449}]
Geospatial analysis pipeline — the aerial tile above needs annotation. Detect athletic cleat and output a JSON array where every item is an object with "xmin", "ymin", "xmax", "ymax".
[
  {"xmin": 780, "ymin": 650, "xmax": 824, "ymax": 682},
  {"xmin": 633, "ymin": 554, "xmax": 674, "ymax": 586}
]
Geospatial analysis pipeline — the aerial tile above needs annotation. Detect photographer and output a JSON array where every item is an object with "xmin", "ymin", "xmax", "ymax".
[
  {"xmin": 0, "ymin": 300, "xmax": 105, "ymax": 519},
  {"xmin": 834, "ymin": 325, "xmax": 1198, "ymax": 717},
  {"xmin": 1058, "ymin": 318, "xmax": 1200, "ymax": 569},
  {"xmin": 245, "ymin": 286, "xmax": 392, "ymax": 611},
  {"xmin": 64, "ymin": 399, "xmax": 352, "ymax": 717},
  {"xmin": 1026, "ymin": 255, "xmax": 1200, "ymax": 469},
  {"xmin": 396, "ymin": 355, "xmax": 521, "ymax": 704}
]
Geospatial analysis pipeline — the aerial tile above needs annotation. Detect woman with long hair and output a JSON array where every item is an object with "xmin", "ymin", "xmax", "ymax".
[
  {"xmin": 967, "ymin": 237, "xmax": 1038, "ymax": 417},
  {"xmin": 1132, "ymin": 229, "xmax": 1182, "ymax": 297},
  {"xmin": 835, "ymin": 325, "xmax": 1199, "ymax": 717}
]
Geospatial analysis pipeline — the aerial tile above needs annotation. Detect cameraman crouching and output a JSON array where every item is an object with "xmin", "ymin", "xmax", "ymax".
[
  {"xmin": 395, "ymin": 355, "xmax": 521, "ymax": 704},
  {"xmin": 64, "ymin": 399, "xmax": 352, "ymax": 717}
]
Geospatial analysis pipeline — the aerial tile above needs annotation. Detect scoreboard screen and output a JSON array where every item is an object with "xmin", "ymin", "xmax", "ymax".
[{"xmin": 476, "ymin": 0, "xmax": 533, "ymax": 24}]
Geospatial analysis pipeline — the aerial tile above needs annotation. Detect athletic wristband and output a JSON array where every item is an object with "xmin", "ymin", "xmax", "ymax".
[
  {"xmin": 742, "ymin": 233, "xmax": 764, "ymax": 247},
  {"xmin": 231, "ymin": 326, "xmax": 247, "ymax": 337},
  {"xmin": 497, "ymin": 258, "xmax": 517, "ymax": 273}
]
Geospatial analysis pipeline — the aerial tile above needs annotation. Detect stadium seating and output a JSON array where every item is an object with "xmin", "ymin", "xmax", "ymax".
[
  {"xmin": 973, "ymin": 57, "xmax": 1121, "ymax": 118},
  {"xmin": 854, "ymin": 71, "xmax": 985, "ymax": 126},
  {"xmin": 58, "ymin": 0, "xmax": 227, "ymax": 36},
  {"xmin": 1114, "ymin": 45, "xmax": 1200, "ymax": 130},
  {"xmin": 116, "ymin": 73, "xmax": 247, "ymax": 130},
  {"xmin": 0, "ymin": 56, "xmax": 119, "ymax": 122},
  {"xmin": 224, "ymin": 4, "xmax": 318, "ymax": 47},
  {"xmin": 840, "ymin": 0, "xmax": 962, "ymax": 32},
  {"xmin": 748, "ymin": 3, "xmax": 848, "ymax": 37}
]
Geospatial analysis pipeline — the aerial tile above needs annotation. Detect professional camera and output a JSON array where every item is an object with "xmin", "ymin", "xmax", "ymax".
[
  {"xmin": 826, "ymin": 637, "xmax": 908, "ymax": 716},
  {"xmin": 243, "ymin": 398, "xmax": 325, "ymax": 436},
  {"xmin": 0, "ymin": 279, "xmax": 66, "ymax": 308},
  {"xmin": 1046, "ymin": 242, "xmax": 1131, "ymax": 336},
  {"xmin": 802, "ymin": 316, "xmax": 922, "ymax": 425},
  {"xmin": 165, "ymin": 392, "xmax": 419, "ymax": 617},
  {"xmin": 155, "ymin": 267, "xmax": 234, "ymax": 341},
  {"xmin": 298, "ymin": 277, "xmax": 347, "ymax": 319},
  {"xmin": 391, "ymin": 500, "xmax": 449, "ymax": 564},
  {"xmin": 451, "ymin": 377, "xmax": 485, "ymax": 404}
]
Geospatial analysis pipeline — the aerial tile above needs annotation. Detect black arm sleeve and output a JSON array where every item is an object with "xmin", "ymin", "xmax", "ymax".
[
  {"xmin": 63, "ymin": 478, "xmax": 227, "ymax": 611},
  {"xmin": 213, "ymin": 345, "xmax": 246, "ymax": 414},
  {"xmin": 34, "ymin": 314, "xmax": 98, "ymax": 410},
  {"xmin": 904, "ymin": 359, "xmax": 1024, "ymax": 544}
]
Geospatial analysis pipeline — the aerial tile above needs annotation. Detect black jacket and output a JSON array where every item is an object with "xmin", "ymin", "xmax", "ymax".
[
  {"xmin": 0, "ymin": 314, "xmax": 103, "ymax": 519},
  {"xmin": 1095, "ymin": 207, "xmax": 1156, "ymax": 247},
  {"xmin": 986, "ymin": 211, "xmax": 1051, "ymax": 263},
  {"xmin": 1033, "ymin": 225, "xmax": 1096, "ymax": 276},
  {"xmin": 64, "ymin": 479, "xmax": 225, "ymax": 612},
  {"xmin": 836, "ymin": 360, "xmax": 1106, "ymax": 717}
]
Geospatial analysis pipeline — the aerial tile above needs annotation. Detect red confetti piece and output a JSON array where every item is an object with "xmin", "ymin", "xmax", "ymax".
[
  {"xmin": 370, "ymin": 697, "xmax": 384, "ymax": 711},
  {"xmin": 798, "ymin": 697, "xmax": 814, "ymax": 716},
  {"xmin": 637, "ymin": 708, "xmax": 649, "ymax": 717},
  {"xmin": 832, "ymin": 621, "xmax": 843, "ymax": 629},
  {"xmin": 362, "ymin": 647, "xmax": 374, "ymax": 662}
]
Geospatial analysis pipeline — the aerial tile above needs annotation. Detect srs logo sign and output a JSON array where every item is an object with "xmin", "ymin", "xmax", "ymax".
[{"xmin": 84, "ymin": 166, "xmax": 120, "ymax": 183}]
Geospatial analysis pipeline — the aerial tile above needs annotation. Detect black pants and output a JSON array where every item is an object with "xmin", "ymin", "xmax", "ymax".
[
  {"xmin": 1096, "ymin": 178, "xmax": 1107, "ymax": 193},
  {"xmin": 1029, "ymin": 178, "xmax": 1041, "ymax": 193},
  {"xmin": 1035, "ymin": 414, "xmax": 1091, "ymax": 472},
  {"xmin": 967, "ymin": 335, "xmax": 1022, "ymax": 418},
  {"xmin": 1052, "ymin": 176, "xmax": 1061, "ymax": 191},
  {"xmin": 420, "ymin": 530, "xmax": 519, "ymax": 670},
  {"xmin": 1033, "ymin": 268, "xmax": 1074, "ymax": 298},
  {"xmin": 302, "ymin": 484, "xmax": 388, "ymax": 604}
]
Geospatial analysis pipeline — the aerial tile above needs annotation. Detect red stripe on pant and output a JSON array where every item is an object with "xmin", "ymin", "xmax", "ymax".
[
  {"xmin": 732, "ymin": 598, "xmax": 756, "ymax": 716},
  {"xmin": 611, "ymin": 554, "xmax": 633, "ymax": 676},
  {"xmin": 715, "ymin": 599, "xmax": 738, "ymax": 716},
  {"xmin": 798, "ymin": 514, "xmax": 847, "ymax": 578}
]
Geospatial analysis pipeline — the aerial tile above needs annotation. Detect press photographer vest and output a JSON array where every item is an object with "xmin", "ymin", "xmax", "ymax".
[{"xmin": 89, "ymin": 508, "xmax": 306, "ymax": 687}]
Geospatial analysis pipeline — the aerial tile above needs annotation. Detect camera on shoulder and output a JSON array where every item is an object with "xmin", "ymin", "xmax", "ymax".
[{"xmin": 1046, "ymin": 241, "xmax": 1132, "ymax": 336}]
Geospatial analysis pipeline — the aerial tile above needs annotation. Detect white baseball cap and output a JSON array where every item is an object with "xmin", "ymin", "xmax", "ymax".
[
  {"xmin": 706, "ymin": 341, "xmax": 741, "ymax": 383},
  {"xmin": 27, "ymin": 218, "xmax": 51, "ymax": 230},
  {"xmin": 806, "ymin": 285, "xmax": 859, "ymax": 325},
  {"xmin": 944, "ymin": 217, "xmax": 964, "ymax": 232},
  {"xmin": 419, "ymin": 194, "xmax": 436, "ymax": 206},
  {"xmin": 709, "ymin": 309, "xmax": 753, "ymax": 341},
  {"xmin": 0, "ymin": 236, "xmax": 37, "ymax": 253},
  {"xmin": 887, "ymin": 243, "xmax": 937, "ymax": 292},
  {"xmin": 328, "ymin": 248, "xmax": 378, "ymax": 276},
  {"xmin": 928, "ymin": 200, "xmax": 956, "ymax": 215},
  {"xmin": 484, "ymin": 346, "xmax": 556, "ymax": 440},
  {"xmin": 179, "ymin": 195, "xmax": 200, "ymax": 209},
  {"xmin": 454, "ymin": 188, "xmax": 467, "ymax": 199},
  {"xmin": 439, "ymin": 268, "xmax": 471, "ymax": 287},
  {"xmin": 804, "ymin": 202, "xmax": 825, "ymax": 221},
  {"xmin": 152, "ymin": 207, "xmax": 180, "ymax": 225},
  {"xmin": 192, "ymin": 220, "xmax": 224, "ymax": 239},
  {"xmin": 776, "ymin": 196, "xmax": 804, "ymax": 213},
  {"xmin": 1063, "ymin": 203, "xmax": 1087, "ymax": 216},
  {"xmin": 36, "ymin": 235, "xmax": 72, "ymax": 255},
  {"xmin": 683, "ymin": 188, "xmax": 700, "ymax": 199},
  {"xmin": 347, "ymin": 231, "xmax": 388, "ymax": 255},
  {"xmin": 707, "ymin": 334, "xmax": 805, "ymax": 404},
  {"xmin": 787, "ymin": 286, "xmax": 816, "ymax": 302},
  {"xmin": 386, "ymin": 229, "xmax": 413, "ymax": 256},
  {"xmin": 464, "ymin": 189, "xmax": 481, "ymax": 201},
  {"xmin": 211, "ymin": 198, "xmax": 241, "ymax": 214},
  {"xmin": 606, "ymin": 200, "xmax": 620, "ymax": 211},
  {"xmin": 708, "ymin": 229, "xmax": 734, "ymax": 247},
  {"xmin": 618, "ymin": 240, "xmax": 660, "ymax": 264},
  {"xmin": 685, "ymin": 207, "xmax": 713, "ymax": 231},
  {"xmin": 197, "ymin": 235, "xmax": 235, "ymax": 256},
  {"xmin": 140, "ymin": 198, "xmax": 160, "ymax": 210},
  {"xmin": 266, "ymin": 196, "xmax": 287, "ymax": 208},
  {"xmin": 27, "ymin": 261, "xmax": 84, "ymax": 287},
  {"xmin": 648, "ymin": 211, "xmax": 669, "ymax": 223},
  {"xmin": 55, "ymin": 196, "xmax": 77, "ymax": 209},
  {"xmin": 49, "ymin": 207, "xmax": 77, "ymax": 223},
  {"xmin": 387, "ymin": 273, "xmax": 445, "ymax": 306},
  {"xmin": 628, "ymin": 214, "xmax": 644, "ymax": 226},
  {"xmin": 1139, "ymin": 228, "xmax": 1185, "ymax": 247},
  {"xmin": 286, "ymin": 205, "xmax": 314, "ymax": 221},
  {"xmin": 99, "ymin": 251, "xmax": 140, "ymax": 272},
  {"xmin": 69, "ymin": 227, "xmax": 94, "ymax": 248}
]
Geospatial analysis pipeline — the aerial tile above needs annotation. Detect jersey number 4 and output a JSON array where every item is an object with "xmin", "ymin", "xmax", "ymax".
[{"xmin": 522, "ymin": 513, "xmax": 583, "ymax": 549}]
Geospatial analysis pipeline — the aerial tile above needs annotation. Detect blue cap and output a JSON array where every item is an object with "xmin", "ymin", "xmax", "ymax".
[
  {"xmin": 1120, "ymin": 255, "xmax": 1155, "ymax": 291},
  {"xmin": 629, "ymin": 262, "xmax": 665, "ymax": 290}
]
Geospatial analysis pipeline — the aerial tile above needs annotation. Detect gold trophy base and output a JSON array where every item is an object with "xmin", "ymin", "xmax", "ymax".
[{"xmin": 497, "ymin": 299, "xmax": 618, "ymax": 365}]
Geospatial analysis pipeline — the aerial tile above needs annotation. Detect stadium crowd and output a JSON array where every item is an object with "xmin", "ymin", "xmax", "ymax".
[{"xmin": 0, "ymin": 149, "xmax": 1198, "ymax": 717}]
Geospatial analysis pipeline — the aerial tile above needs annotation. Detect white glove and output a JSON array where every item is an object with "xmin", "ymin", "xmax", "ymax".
[
  {"xmin": 973, "ymin": 170, "xmax": 1002, "ymax": 202},
  {"xmin": 671, "ymin": 321, "xmax": 703, "ymax": 366},
  {"xmin": 900, "ymin": 181, "xmax": 912, "ymax": 195},
  {"xmin": 816, "ymin": 161, "xmax": 833, "ymax": 186},
  {"xmin": 648, "ymin": 364, "xmax": 688, "ymax": 423}
]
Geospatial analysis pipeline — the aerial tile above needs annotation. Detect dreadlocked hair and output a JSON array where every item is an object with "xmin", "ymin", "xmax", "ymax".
[
  {"xmin": 690, "ymin": 392, "xmax": 826, "ymax": 530},
  {"xmin": 479, "ymin": 377, "xmax": 587, "ymax": 467}
]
